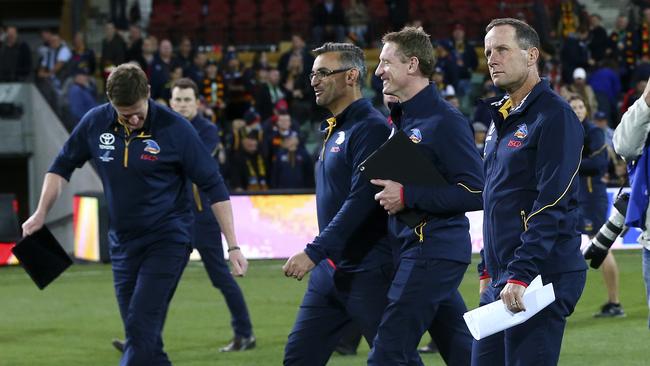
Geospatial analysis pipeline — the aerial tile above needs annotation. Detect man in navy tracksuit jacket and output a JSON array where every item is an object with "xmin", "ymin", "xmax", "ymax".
[
  {"xmin": 370, "ymin": 27, "xmax": 484, "ymax": 365},
  {"xmin": 169, "ymin": 78, "xmax": 255, "ymax": 352},
  {"xmin": 473, "ymin": 19, "xmax": 587, "ymax": 365},
  {"xmin": 22, "ymin": 64, "xmax": 247, "ymax": 366},
  {"xmin": 282, "ymin": 43, "xmax": 394, "ymax": 366}
]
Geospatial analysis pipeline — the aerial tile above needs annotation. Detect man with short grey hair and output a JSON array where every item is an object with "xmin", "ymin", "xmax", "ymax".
[{"xmin": 282, "ymin": 42, "xmax": 394, "ymax": 365}]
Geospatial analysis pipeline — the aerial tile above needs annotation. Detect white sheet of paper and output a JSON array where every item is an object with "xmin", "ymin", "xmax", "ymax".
[{"xmin": 463, "ymin": 275, "xmax": 556, "ymax": 340}]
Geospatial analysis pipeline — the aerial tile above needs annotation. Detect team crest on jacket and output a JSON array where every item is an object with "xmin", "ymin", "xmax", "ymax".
[
  {"xmin": 514, "ymin": 124, "xmax": 528, "ymax": 139},
  {"xmin": 335, "ymin": 131, "xmax": 345, "ymax": 145},
  {"xmin": 143, "ymin": 139, "xmax": 161, "ymax": 154},
  {"xmin": 409, "ymin": 128, "xmax": 422, "ymax": 143}
]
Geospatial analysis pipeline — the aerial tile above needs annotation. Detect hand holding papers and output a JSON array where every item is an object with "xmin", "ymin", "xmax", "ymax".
[{"xmin": 463, "ymin": 276, "xmax": 555, "ymax": 340}]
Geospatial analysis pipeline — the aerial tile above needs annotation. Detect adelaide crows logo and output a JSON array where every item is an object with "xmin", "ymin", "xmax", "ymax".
[
  {"xmin": 409, "ymin": 128, "xmax": 422, "ymax": 143},
  {"xmin": 143, "ymin": 139, "xmax": 161, "ymax": 154},
  {"xmin": 514, "ymin": 124, "xmax": 528, "ymax": 139}
]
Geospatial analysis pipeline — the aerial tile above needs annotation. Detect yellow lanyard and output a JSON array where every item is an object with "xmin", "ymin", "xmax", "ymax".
[{"xmin": 320, "ymin": 117, "xmax": 337, "ymax": 160}]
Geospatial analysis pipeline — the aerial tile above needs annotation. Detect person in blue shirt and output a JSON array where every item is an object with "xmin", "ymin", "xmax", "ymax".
[
  {"xmin": 569, "ymin": 94, "xmax": 624, "ymax": 318},
  {"xmin": 22, "ymin": 63, "xmax": 248, "ymax": 366},
  {"xmin": 282, "ymin": 42, "xmax": 394, "ymax": 365},
  {"xmin": 370, "ymin": 26, "xmax": 484, "ymax": 365},
  {"xmin": 66, "ymin": 66, "xmax": 98, "ymax": 128},
  {"xmin": 474, "ymin": 18, "xmax": 587, "ymax": 365},
  {"xmin": 169, "ymin": 78, "xmax": 256, "ymax": 351}
]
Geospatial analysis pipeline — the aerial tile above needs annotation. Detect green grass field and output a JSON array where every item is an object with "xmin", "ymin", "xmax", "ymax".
[{"xmin": 1, "ymin": 250, "xmax": 649, "ymax": 365}]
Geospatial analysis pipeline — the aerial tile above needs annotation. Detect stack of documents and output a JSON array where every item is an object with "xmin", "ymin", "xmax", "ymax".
[{"xmin": 463, "ymin": 276, "xmax": 555, "ymax": 340}]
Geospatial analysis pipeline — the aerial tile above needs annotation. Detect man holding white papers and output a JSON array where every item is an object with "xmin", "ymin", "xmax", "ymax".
[{"xmin": 475, "ymin": 18, "xmax": 587, "ymax": 365}]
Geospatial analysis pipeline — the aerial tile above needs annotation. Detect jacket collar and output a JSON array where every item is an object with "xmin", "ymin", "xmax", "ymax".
[
  {"xmin": 110, "ymin": 99, "xmax": 156, "ymax": 135},
  {"xmin": 319, "ymin": 98, "xmax": 372, "ymax": 132},
  {"xmin": 483, "ymin": 78, "xmax": 550, "ymax": 119},
  {"xmin": 399, "ymin": 83, "xmax": 441, "ymax": 120}
]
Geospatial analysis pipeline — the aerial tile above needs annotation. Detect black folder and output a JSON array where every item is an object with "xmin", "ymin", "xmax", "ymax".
[
  {"xmin": 11, "ymin": 225, "xmax": 73, "ymax": 289},
  {"xmin": 359, "ymin": 130, "xmax": 447, "ymax": 228}
]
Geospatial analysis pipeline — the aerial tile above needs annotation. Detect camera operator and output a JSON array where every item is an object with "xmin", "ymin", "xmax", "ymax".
[{"xmin": 612, "ymin": 75, "xmax": 650, "ymax": 330}]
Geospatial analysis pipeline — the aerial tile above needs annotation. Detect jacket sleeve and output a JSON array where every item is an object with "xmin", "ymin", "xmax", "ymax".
[
  {"xmin": 579, "ymin": 127, "xmax": 608, "ymax": 175},
  {"xmin": 304, "ymin": 121, "xmax": 389, "ymax": 264},
  {"xmin": 48, "ymin": 112, "xmax": 94, "ymax": 180},
  {"xmin": 613, "ymin": 98, "xmax": 650, "ymax": 161},
  {"xmin": 180, "ymin": 122, "xmax": 230, "ymax": 204},
  {"xmin": 402, "ymin": 114, "xmax": 484, "ymax": 214},
  {"xmin": 507, "ymin": 107, "xmax": 584, "ymax": 285},
  {"xmin": 200, "ymin": 122, "xmax": 219, "ymax": 156}
]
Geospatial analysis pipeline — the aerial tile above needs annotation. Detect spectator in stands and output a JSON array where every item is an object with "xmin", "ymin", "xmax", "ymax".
[
  {"xmin": 139, "ymin": 35, "xmax": 156, "ymax": 75},
  {"xmin": 187, "ymin": 51, "xmax": 207, "ymax": 86},
  {"xmin": 312, "ymin": 0, "xmax": 347, "ymax": 44},
  {"xmin": 271, "ymin": 133, "xmax": 314, "ymax": 189},
  {"xmin": 608, "ymin": 15, "xmax": 636, "ymax": 90},
  {"xmin": 176, "ymin": 36, "xmax": 194, "ymax": 74},
  {"xmin": 229, "ymin": 130, "xmax": 268, "ymax": 192},
  {"xmin": 110, "ymin": 0, "xmax": 128, "ymax": 29},
  {"xmin": 593, "ymin": 111, "xmax": 614, "ymax": 147},
  {"xmin": 473, "ymin": 77, "xmax": 501, "ymax": 125},
  {"xmin": 639, "ymin": 9, "xmax": 650, "ymax": 61},
  {"xmin": 223, "ymin": 56, "xmax": 252, "ymax": 120},
  {"xmin": 150, "ymin": 39, "xmax": 175, "ymax": 100},
  {"xmin": 345, "ymin": 0, "xmax": 370, "ymax": 46},
  {"xmin": 266, "ymin": 110, "xmax": 299, "ymax": 159},
  {"xmin": 66, "ymin": 66, "xmax": 98, "ymax": 128},
  {"xmin": 36, "ymin": 28, "xmax": 53, "ymax": 66},
  {"xmin": 472, "ymin": 122, "xmax": 488, "ymax": 156},
  {"xmin": 588, "ymin": 14, "xmax": 609, "ymax": 64},
  {"xmin": 100, "ymin": 22, "xmax": 127, "ymax": 78},
  {"xmin": 555, "ymin": 0, "xmax": 584, "ymax": 39},
  {"xmin": 633, "ymin": 55, "xmax": 650, "ymax": 84},
  {"xmin": 37, "ymin": 31, "xmax": 71, "ymax": 94},
  {"xmin": 431, "ymin": 67, "xmax": 455, "ymax": 98},
  {"xmin": 451, "ymin": 23, "xmax": 478, "ymax": 97},
  {"xmin": 278, "ymin": 35, "xmax": 314, "ymax": 82},
  {"xmin": 434, "ymin": 40, "xmax": 460, "ymax": 91},
  {"xmin": 125, "ymin": 24, "xmax": 144, "ymax": 68},
  {"xmin": 283, "ymin": 54, "xmax": 314, "ymax": 125},
  {"xmin": 158, "ymin": 64, "xmax": 184, "ymax": 105},
  {"xmin": 0, "ymin": 26, "xmax": 32, "ymax": 82},
  {"xmin": 227, "ymin": 108, "xmax": 264, "ymax": 156},
  {"xmin": 589, "ymin": 58, "xmax": 622, "ymax": 125},
  {"xmin": 386, "ymin": 0, "xmax": 409, "ymax": 32},
  {"xmin": 560, "ymin": 26, "xmax": 590, "ymax": 84},
  {"xmin": 70, "ymin": 32, "xmax": 96, "ymax": 76},
  {"xmin": 201, "ymin": 59, "xmax": 226, "ymax": 122},
  {"xmin": 560, "ymin": 67, "xmax": 598, "ymax": 117},
  {"xmin": 255, "ymin": 68, "xmax": 286, "ymax": 121}
]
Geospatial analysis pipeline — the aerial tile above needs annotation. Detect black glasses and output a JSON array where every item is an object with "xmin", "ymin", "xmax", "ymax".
[{"xmin": 309, "ymin": 68, "xmax": 352, "ymax": 81}]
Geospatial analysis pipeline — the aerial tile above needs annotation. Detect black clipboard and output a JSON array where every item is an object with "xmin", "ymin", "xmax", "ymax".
[
  {"xmin": 11, "ymin": 225, "xmax": 73, "ymax": 289},
  {"xmin": 359, "ymin": 130, "xmax": 447, "ymax": 228}
]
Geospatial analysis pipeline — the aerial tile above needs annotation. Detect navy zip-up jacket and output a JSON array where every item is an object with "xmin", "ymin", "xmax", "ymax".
[
  {"xmin": 390, "ymin": 84, "xmax": 484, "ymax": 263},
  {"xmin": 480, "ymin": 80, "xmax": 587, "ymax": 287},
  {"xmin": 304, "ymin": 98, "xmax": 393, "ymax": 272},
  {"xmin": 578, "ymin": 120, "xmax": 608, "ymax": 205},
  {"xmin": 49, "ymin": 100, "xmax": 230, "ymax": 247}
]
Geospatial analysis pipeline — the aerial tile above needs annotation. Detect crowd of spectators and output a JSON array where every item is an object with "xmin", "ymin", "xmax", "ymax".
[{"xmin": 2, "ymin": 0, "xmax": 650, "ymax": 191}]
